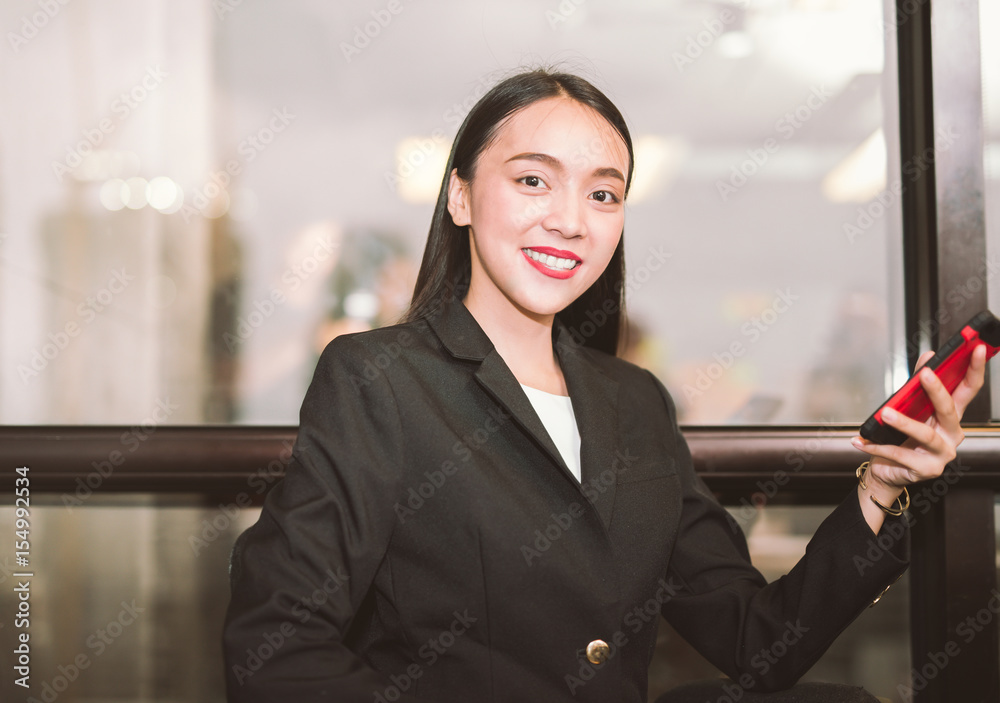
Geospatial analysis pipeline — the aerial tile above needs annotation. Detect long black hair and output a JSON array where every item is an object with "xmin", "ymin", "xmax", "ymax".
[{"xmin": 401, "ymin": 69, "xmax": 633, "ymax": 356}]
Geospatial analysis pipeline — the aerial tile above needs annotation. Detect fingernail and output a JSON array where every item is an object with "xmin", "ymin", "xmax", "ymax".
[
  {"xmin": 882, "ymin": 407, "xmax": 898, "ymax": 421},
  {"xmin": 851, "ymin": 437, "xmax": 865, "ymax": 448}
]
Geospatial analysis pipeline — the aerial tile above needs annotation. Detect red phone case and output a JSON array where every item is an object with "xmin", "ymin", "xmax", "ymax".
[{"xmin": 859, "ymin": 310, "xmax": 1000, "ymax": 445}]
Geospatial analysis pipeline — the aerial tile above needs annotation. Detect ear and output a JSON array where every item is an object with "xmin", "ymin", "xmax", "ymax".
[{"xmin": 446, "ymin": 168, "xmax": 471, "ymax": 227}]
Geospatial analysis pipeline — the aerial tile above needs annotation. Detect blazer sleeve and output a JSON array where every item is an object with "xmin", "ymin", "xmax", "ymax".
[
  {"xmin": 652, "ymin": 373, "xmax": 909, "ymax": 692},
  {"xmin": 223, "ymin": 335, "xmax": 432, "ymax": 703}
]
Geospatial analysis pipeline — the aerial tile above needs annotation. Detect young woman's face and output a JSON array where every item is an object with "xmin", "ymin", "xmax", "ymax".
[{"xmin": 448, "ymin": 97, "xmax": 629, "ymax": 322}]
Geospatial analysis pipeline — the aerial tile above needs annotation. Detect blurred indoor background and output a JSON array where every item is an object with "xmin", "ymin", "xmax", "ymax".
[
  {"xmin": 11, "ymin": 0, "xmax": 993, "ymax": 428},
  {"xmin": 2, "ymin": 0, "xmax": 999, "ymax": 701}
]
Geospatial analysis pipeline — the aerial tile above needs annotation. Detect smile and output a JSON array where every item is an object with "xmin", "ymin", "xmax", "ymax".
[{"xmin": 521, "ymin": 247, "xmax": 581, "ymax": 279}]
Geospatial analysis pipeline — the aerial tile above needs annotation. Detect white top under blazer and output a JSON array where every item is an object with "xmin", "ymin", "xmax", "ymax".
[{"xmin": 520, "ymin": 383, "xmax": 583, "ymax": 482}]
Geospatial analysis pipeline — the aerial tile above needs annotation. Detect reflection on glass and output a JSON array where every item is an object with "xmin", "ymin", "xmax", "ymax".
[
  {"xmin": 0, "ymin": 501, "xmax": 907, "ymax": 700},
  {"xmin": 2, "ymin": 1, "xmax": 902, "ymax": 425},
  {"xmin": 0, "ymin": 498, "xmax": 260, "ymax": 701}
]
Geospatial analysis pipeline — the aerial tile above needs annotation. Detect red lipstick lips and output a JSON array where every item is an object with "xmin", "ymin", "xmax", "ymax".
[
  {"xmin": 528, "ymin": 246, "xmax": 582, "ymax": 261},
  {"xmin": 521, "ymin": 246, "xmax": 582, "ymax": 279}
]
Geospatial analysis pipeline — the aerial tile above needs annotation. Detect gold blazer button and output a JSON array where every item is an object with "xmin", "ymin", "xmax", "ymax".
[{"xmin": 586, "ymin": 639, "xmax": 610, "ymax": 665}]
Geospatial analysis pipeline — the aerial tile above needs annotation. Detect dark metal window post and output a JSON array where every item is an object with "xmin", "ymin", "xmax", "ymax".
[{"xmin": 897, "ymin": 0, "xmax": 998, "ymax": 700}]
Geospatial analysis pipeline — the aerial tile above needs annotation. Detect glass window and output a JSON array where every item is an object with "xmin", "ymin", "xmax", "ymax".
[
  {"xmin": 648, "ymin": 504, "xmax": 910, "ymax": 699},
  {"xmin": 1, "ymin": 0, "xmax": 905, "ymax": 425},
  {"xmin": 982, "ymin": 0, "xmax": 1000, "ymax": 419},
  {"xmin": 0, "ymin": 496, "xmax": 256, "ymax": 701},
  {"xmin": 1, "ymin": 500, "xmax": 908, "ymax": 699}
]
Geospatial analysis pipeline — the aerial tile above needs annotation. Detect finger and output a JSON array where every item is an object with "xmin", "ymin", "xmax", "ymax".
[
  {"xmin": 863, "ymin": 452, "xmax": 922, "ymax": 486},
  {"xmin": 882, "ymin": 403, "xmax": 954, "ymax": 448},
  {"xmin": 916, "ymin": 368, "xmax": 962, "ymax": 434},
  {"xmin": 914, "ymin": 349, "xmax": 937, "ymax": 371},
  {"xmin": 851, "ymin": 437, "xmax": 945, "ymax": 482},
  {"xmin": 951, "ymin": 344, "xmax": 988, "ymax": 417},
  {"xmin": 885, "ymin": 403, "xmax": 937, "ymax": 442},
  {"xmin": 853, "ymin": 435, "xmax": 955, "ymax": 482}
]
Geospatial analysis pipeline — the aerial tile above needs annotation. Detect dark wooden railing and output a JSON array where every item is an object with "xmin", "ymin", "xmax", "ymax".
[{"xmin": 3, "ymin": 425, "xmax": 997, "ymax": 498}]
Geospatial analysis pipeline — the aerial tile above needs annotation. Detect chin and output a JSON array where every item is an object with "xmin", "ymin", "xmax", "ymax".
[
  {"xmin": 503, "ymin": 278, "xmax": 592, "ymax": 319},
  {"xmin": 516, "ymin": 297, "xmax": 577, "ymax": 318}
]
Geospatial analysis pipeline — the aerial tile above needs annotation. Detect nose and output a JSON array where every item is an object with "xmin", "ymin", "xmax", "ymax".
[{"xmin": 540, "ymin": 190, "xmax": 586, "ymax": 239}]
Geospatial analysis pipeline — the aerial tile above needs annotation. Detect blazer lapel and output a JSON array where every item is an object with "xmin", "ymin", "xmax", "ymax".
[
  {"xmin": 474, "ymin": 351, "xmax": 572, "ymax": 479},
  {"xmin": 554, "ymin": 325, "xmax": 620, "ymax": 530},
  {"xmin": 425, "ymin": 294, "xmax": 621, "ymax": 527}
]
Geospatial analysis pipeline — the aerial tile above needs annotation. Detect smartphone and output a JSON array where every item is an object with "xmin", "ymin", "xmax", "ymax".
[{"xmin": 859, "ymin": 310, "xmax": 1000, "ymax": 445}]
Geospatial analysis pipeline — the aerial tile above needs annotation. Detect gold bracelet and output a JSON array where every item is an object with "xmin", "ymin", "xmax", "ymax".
[
  {"xmin": 856, "ymin": 461, "xmax": 911, "ymax": 516},
  {"xmin": 855, "ymin": 461, "xmax": 870, "ymax": 490},
  {"xmin": 870, "ymin": 489, "xmax": 910, "ymax": 516}
]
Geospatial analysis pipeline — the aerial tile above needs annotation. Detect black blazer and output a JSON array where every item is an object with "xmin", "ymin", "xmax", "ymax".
[{"xmin": 223, "ymin": 295, "xmax": 908, "ymax": 703}]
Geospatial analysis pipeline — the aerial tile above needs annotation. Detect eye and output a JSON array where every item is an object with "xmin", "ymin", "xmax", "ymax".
[
  {"xmin": 518, "ymin": 175, "xmax": 546, "ymax": 189},
  {"xmin": 592, "ymin": 190, "xmax": 620, "ymax": 204}
]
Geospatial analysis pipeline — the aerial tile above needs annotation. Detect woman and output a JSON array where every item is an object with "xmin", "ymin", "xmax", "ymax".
[{"xmin": 223, "ymin": 70, "xmax": 986, "ymax": 702}]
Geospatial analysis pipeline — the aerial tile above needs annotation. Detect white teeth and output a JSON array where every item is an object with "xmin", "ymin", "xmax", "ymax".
[{"xmin": 523, "ymin": 248, "xmax": 579, "ymax": 271}]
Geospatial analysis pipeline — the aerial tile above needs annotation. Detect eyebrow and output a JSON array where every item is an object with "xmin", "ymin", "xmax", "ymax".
[{"xmin": 505, "ymin": 152, "xmax": 626, "ymax": 183}]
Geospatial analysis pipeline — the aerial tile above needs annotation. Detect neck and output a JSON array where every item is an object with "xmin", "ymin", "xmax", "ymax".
[
  {"xmin": 463, "ymin": 283, "xmax": 555, "ymax": 361},
  {"xmin": 463, "ymin": 285, "xmax": 567, "ymax": 395}
]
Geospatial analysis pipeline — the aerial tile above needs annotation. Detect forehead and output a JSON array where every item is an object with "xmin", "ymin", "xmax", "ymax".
[{"xmin": 486, "ymin": 97, "xmax": 629, "ymax": 170}]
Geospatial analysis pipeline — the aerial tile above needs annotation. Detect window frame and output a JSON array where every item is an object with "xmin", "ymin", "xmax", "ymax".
[{"xmin": 2, "ymin": 1, "xmax": 997, "ymax": 699}]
